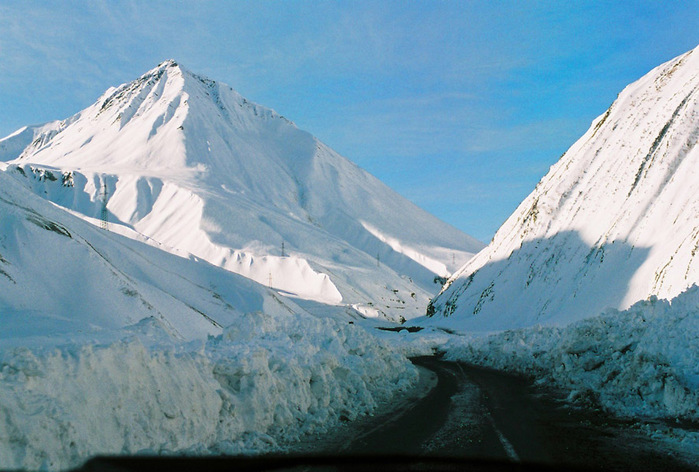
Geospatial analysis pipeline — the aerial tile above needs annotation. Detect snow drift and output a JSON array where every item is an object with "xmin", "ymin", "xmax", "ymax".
[{"xmin": 425, "ymin": 45, "xmax": 699, "ymax": 331}]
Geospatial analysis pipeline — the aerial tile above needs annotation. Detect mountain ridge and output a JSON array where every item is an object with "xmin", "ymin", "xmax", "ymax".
[
  {"xmin": 1, "ymin": 60, "xmax": 482, "ymax": 320},
  {"xmin": 425, "ymin": 44, "xmax": 699, "ymax": 331}
]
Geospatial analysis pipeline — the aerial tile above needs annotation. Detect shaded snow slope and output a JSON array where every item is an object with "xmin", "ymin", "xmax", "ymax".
[
  {"xmin": 0, "ymin": 60, "xmax": 482, "ymax": 320},
  {"xmin": 425, "ymin": 45, "xmax": 699, "ymax": 331},
  {"xmin": 0, "ymin": 166, "xmax": 419, "ymax": 471}
]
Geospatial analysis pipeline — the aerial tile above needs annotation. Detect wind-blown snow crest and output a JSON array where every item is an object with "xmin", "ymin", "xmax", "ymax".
[{"xmin": 425, "ymin": 45, "xmax": 699, "ymax": 331}]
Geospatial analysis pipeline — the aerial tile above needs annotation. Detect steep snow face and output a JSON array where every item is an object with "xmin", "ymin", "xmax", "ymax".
[
  {"xmin": 0, "ymin": 60, "xmax": 482, "ymax": 319},
  {"xmin": 425, "ymin": 45, "xmax": 699, "ymax": 331}
]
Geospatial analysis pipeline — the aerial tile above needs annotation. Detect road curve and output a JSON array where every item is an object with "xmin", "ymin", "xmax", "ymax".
[{"xmin": 338, "ymin": 357, "xmax": 696, "ymax": 471}]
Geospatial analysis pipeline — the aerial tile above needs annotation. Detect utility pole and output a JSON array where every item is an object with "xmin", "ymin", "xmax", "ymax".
[
  {"xmin": 281, "ymin": 241, "xmax": 286, "ymax": 257},
  {"xmin": 100, "ymin": 181, "xmax": 109, "ymax": 231},
  {"xmin": 376, "ymin": 253, "xmax": 380, "ymax": 267}
]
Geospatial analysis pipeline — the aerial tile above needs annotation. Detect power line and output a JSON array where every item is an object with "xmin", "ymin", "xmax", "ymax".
[{"xmin": 100, "ymin": 181, "xmax": 109, "ymax": 231}]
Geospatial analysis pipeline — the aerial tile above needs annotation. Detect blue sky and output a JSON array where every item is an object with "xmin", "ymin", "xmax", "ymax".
[{"xmin": 1, "ymin": 1, "xmax": 698, "ymax": 242}]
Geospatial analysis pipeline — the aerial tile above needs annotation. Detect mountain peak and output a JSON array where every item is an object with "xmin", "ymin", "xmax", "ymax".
[
  {"xmin": 149, "ymin": 58, "xmax": 187, "ymax": 77},
  {"xmin": 2, "ymin": 61, "xmax": 482, "ymax": 317},
  {"xmin": 8, "ymin": 60, "xmax": 294, "ymax": 175},
  {"xmin": 159, "ymin": 58, "xmax": 180, "ymax": 68}
]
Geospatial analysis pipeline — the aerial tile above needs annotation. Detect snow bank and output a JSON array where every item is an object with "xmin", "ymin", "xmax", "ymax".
[
  {"xmin": 371, "ymin": 327, "xmax": 453, "ymax": 359},
  {"xmin": 0, "ymin": 313, "xmax": 417, "ymax": 471},
  {"xmin": 444, "ymin": 285, "xmax": 699, "ymax": 421}
]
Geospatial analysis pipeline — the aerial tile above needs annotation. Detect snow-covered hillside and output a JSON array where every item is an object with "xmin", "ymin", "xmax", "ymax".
[
  {"xmin": 0, "ymin": 60, "xmax": 478, "ymax": 469},
  {"xmin": 0, "ymin": 60, "xmax": 482, "ymax": 321},
  {"xmin": 0, "ymin": 168, "xmax": 302, "ymax": 343},
  {"xmin": 425, "ymin": 45, "xmax": 699, "ymax": 331},
  {"xmin": 0, "ymin": 166, "xmax": 419, "ymax": 470}
]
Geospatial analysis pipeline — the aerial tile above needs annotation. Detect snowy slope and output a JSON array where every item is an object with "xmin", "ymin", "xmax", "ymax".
[
  {"xmin": 0, "ymin": 60, "xmax": 482, "ymax": 320},
  {"xmin": 0, "ymin": 167, "xmax": 419, "ymax": 470},
  {"xmin": 425, "ymin": 45, "xmax": 699, "ymax": 331},
  {"xmin": 0, "ymin": 169, "xmax": 309, "ymax": 343}
]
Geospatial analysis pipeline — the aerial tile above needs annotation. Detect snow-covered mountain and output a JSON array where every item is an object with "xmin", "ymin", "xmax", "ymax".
[
  {"xmin": 0, "ymin": 60, "xmax": 482, "ymax": 320},
  {"xmin": 0, "ymin": 168, "xmax": 420, "ymax": 470},
  {"xmin": 425, "ymin": 45, "xmax": 699, "ymax": 331},
  {"xmin": 0, "ymin": 62, "xmax": 481, "ymax": 467}
]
